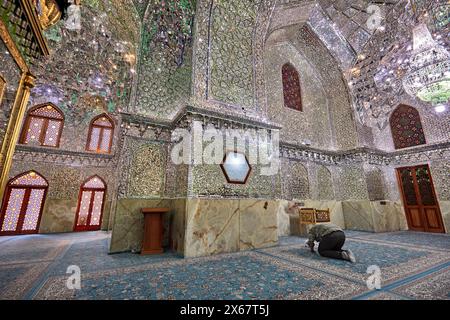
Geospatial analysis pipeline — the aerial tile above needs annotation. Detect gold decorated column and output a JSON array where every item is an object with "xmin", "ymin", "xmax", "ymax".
[{"xmin": 0, "ymin": 72, "xmax": 35, "ymax": 197}]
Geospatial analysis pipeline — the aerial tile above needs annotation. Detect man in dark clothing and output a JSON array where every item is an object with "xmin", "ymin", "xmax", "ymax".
[{"xmin": 306, "ymin": 223, "xmax": 356, "ymax": 263}]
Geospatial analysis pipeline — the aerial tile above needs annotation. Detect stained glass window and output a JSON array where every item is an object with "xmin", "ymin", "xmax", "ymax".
[
  {"xmin": 0, "ymin": 171, "xmax": 48, "ymax": 235},
  {"xmin": 10, "ymin": 171, "xmax": 48, "ymax": 186},
  {"xmin": 390, "ymin": 105, "xmax": 426, "ymax": 149},
  {"xmin": 77, "ymin": 191, "xmax": 92, "ymax": 227},
  {"xmin": 86, "ymin": 114, "xmax": 114, "ymax": 154},
  {"xmin": 22, "ymin": 189, "xmax": 46, "ymax": 231},
  {"xmin": 74, "ymin": 176, "xmax": 106, "ymax": 231},
  {"xmin": 20, "ymin": 104, "xmax": 64, "ymax": 148},
  {"xmin": 282, "ymin": 63, "xmax": 303, "ymax": 111}
]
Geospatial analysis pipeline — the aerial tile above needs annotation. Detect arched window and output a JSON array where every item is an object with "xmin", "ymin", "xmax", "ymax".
[
  {"xmin": 390, "ymin": 104, "xmax": 426, "ymax": 149},
  {"xmin": 0, "ymin": 171, "xmax": 48, "ymax": 235},
  {"xmin": 282, "ymin": 63, "xmax": 303, "ymax": 111},
  {"xmin": 86, "ymin": 114, "xmax": 114, "ymax": 154},
  {"xmin": 20, "ymin": 103, "xmax": 64, "ymax": 147},
  {"xmin": 74, "ymin": 175, "xmax": 106, "ymax": 232}
]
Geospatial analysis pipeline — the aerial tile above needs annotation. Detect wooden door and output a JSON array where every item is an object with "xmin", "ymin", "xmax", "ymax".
[{"xmin": 396, "ymin": 165, "xmax": 445, "ymax": 233}]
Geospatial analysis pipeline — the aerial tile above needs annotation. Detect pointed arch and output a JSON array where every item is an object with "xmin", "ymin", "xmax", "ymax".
[
  {"xmin": 282, "ymin": 62, "xmax": 303, "ymax": 111},
  {"xmin": 390, "ymin": 104, "xmax": 426, "ymax": 149},
  {"xmin": 74, "ymin": 175, "xmax": 107, "ymax": 232},
  {"xmin": 86, "ymin": 113, "xmax": 115, "ymax": 154},
  {"xmin": 20, "ymin": 103, "xmax": 65, "ymax": 147},
  {"xmin": 0, "ymin": 171, "xmax": 48, "ymax": 235}
]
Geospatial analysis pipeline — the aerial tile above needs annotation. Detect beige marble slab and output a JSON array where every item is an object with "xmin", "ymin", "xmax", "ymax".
[
  {"xmin": 342, "ymin": 200, "xmax": 408, "ymax": 232},
  {"xmin": 439, "ymin": 200, "xmax": 450, "ymax": 234},
  {"xmin": 171, "ymin": 199, "xmax": 187, "ymax": 255},
  {"xmin": 39, "ymin": 199, "xmax": 78, "ymax": 233},
  {"xmin": 371, "ymin": 201, "xmax": 407, "ymax": 233},
  {"xmin": 184, "ymin": 199, "xmax": 240, "ymax": 258},
  {"xmin": 239, "ymin": 199, "xmax": 278, "ymax": 250},
  {"xmin": 342, "ymin": 201, "xmax": 376, "ymax": 232},
  {"xmin": 109, "ymin": 199, "xmax": 172, "ymax": 253}
]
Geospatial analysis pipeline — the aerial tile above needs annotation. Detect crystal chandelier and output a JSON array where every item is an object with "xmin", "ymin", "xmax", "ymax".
[{"xmin": 402, "ymin": 23, "xmax": 450, "ymax": 105}]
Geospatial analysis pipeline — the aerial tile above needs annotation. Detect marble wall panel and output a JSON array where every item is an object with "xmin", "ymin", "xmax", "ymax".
[
  {"xmin": 370, "ymin": 201, "xmax": 408, "ymax": 233},
  {"xmin": 184, "ymin": 199, "xmax": 240, "ymax": 258},
  {"xmin": 276, "ymin": 200, "xmax": 291, "ymax": 236},
  {"xmin": 342, "ymin": 200, "xmax": 408, "ymax": 233},
  {"xmin": 239, "ymin": 200, "xmax": 278, "ymax": 250},
  {"xmin": 109, "ymin": 199, "xmax": 172, "ymax": 253},
  {"xmin": 170, "ymin": 199, "xmax": 187, "ymax": 255},
  {"xmin": 439, "ymin": 201, "xmax": 450, "ymax": 234},
  {"xmin": 342, "ymin": 201, "xmax": 376, "ymax": 232},
  {"xmin": 39, "ymin": 199, "xmax": 78, "ymax": 234},
  {"xmin": 38, "ymin": 199, "xmax": 111, "ymax": 234}
]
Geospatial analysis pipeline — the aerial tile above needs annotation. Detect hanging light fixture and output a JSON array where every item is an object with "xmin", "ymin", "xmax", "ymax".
[{"xmin": 402, "ymin": 9, "xmax": 450, "ymax": 105}]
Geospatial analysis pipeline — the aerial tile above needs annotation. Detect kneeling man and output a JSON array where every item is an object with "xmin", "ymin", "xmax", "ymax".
[{"xmin": 306, "ymin": 223, "xmax": 356, "ymax": 263}]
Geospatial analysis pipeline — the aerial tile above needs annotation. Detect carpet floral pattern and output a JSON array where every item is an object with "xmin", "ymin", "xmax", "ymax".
[{"xmin": 0, "ymin": 231, "xmax": 448, "ymax": 300}]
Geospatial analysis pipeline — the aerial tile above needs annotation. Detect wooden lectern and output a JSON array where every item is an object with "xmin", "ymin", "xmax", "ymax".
[{"xmin": 141, "ymin": 208, "xmax": 169, "ymax": 255}]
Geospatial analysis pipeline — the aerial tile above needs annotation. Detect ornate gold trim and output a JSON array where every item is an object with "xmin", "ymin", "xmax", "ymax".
[
  {"xmin": 19, "ymin": 0, "xmax": 50, "ymax": 56},
  {"xmin": 0, "ymin": 20, "xmax": 29, "ymax": 73},
  {"xmin": 0, "ymin": 75, "xmax": 5, "ymax": 103},
  {"xmin": 36, "ymin": 0, "xmax": 62, "ymax": 30},
  {"xmin": 0, "ymin": 72, "xmax": 36, "ymax": 198}
]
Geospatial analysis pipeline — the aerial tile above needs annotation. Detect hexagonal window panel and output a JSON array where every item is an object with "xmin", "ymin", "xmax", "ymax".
[{"xmin": 220, "ymin": 151, "xmax": 252, "ymax": 184}]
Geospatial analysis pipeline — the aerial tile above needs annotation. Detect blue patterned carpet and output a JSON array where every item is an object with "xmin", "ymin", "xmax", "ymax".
[{"xmin": 0, "ymin": 231, "xmax": 448, "ymax": 300}]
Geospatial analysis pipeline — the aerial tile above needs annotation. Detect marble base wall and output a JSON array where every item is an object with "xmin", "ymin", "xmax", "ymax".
[
  {"xmin": 109, "ymin": 197, "xmax": 447, "ymax": 258},
  {"xmin": 439, "ymin": 201, "xmax": 450, "ymax": 234},
  {"xmin": 342, "ymin": 200, "xmax": 408, "ymax": 232},
  {"xmin": 39, "ymin": 199, "xmax": 78, "ymax": 233},
  {"xmin": 109, "ymin": 198, "xmax": 186, "ymax": 254},
  {"xmin": 276, "ymin": 200, "xmax": 291, "ymax": 236},
  {"xmin": 280, "ymin": 200, "xmax": 345, "ymax": 236},
  {"xmin": 38, "ymin": 198, "xmax": 112, "ymax": 234},
  {"xmin": 184, "ymin": 199, "xmax": 279, "ymax": 258}
]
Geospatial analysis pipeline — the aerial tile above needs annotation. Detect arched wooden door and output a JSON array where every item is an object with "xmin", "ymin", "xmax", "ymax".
[
  {"xmin": 0, "ymin": 171, "xmax": 48, "ymax": 236},
  {"xmin": 74, "ymin": 176, "xmax": 106, "ymax": 232}
]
